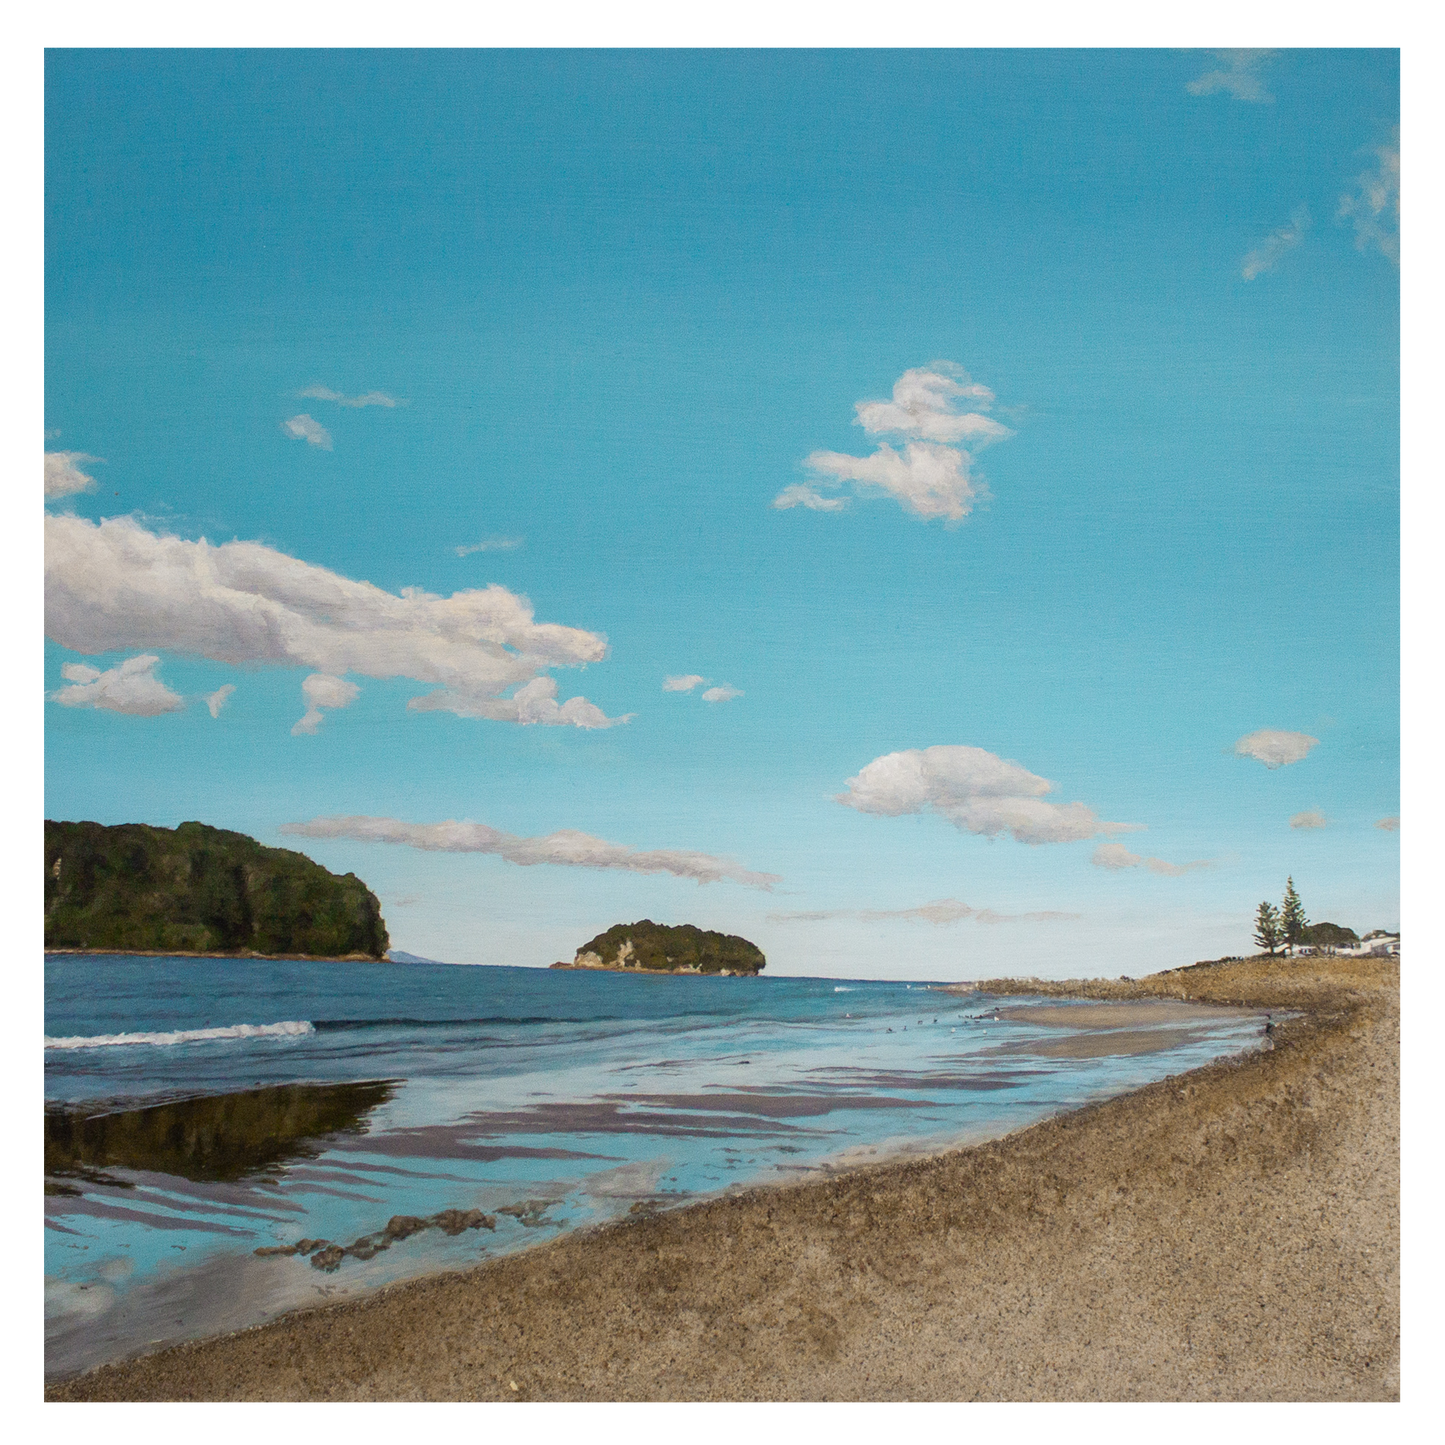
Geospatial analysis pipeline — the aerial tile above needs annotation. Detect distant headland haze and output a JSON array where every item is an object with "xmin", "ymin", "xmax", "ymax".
[{"xmin": 45, "ymin": 820, "xmax": 389, "ymax": 960}]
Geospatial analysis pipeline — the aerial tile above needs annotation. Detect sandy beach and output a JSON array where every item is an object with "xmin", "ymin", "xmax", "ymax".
[{"xmin": 47, "ymin": 954, "xmax": 1398, "ymax": 1402}]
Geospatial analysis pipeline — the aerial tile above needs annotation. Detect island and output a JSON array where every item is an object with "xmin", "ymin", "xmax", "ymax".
[
  {"xmin": 44, "ymin": 819, "xmax": 389, "ymax": 960},
  {"xmin": 552, "ymin": 919, "xmax": 765, "ymax": 976}
]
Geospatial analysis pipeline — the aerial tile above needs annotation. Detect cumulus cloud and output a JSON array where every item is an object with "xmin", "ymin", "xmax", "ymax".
[
  {"xmin": 1242, "ymin": 205, "xmax": 1311, "ymax": 280},
  {"xmin": 455, "ymin": 537, "xmax": 524, "ymax": 556},
  {"xmin": 45, "ymin": 514, "xmax": 626, "ymax": 729},
  {"xmin": 297, "ymin": 385, "xmax": 403, "ymax": 408},
  {"xmin": 663, "ymin": 674, "xmax": 705, "ymax": 692},
  {"xmin": 772, "ymin": 483, "xmax": 848, "ymax": 512},
  {"xmin": 702, "ymin": 685, "xmax": 743, "ymax": 703},
  {"xmin": 281, "ymin": 415, "xmax": 333, "ymax": 449},
  {"xmin": 52, "ymin": 654, "xmax": 184, "ymax": 716},
  {"xmin": 1338, "ymin": 130, "xmax": 1400, "ymax": 265},
  {"xmin": 1186, "ymin": 49, "xmax": 1274, "ymax": 103},
  {"xmin": 780, "ymin": 363, "xmax": 1012, "ymax": 524},
  {"xmin": 282, "ymin": 815, "xmax": 780, "ymax": 890},
  {"xmin": 1290, "ymin": 810, "xmax": 1328, "ymax": 830},
  {"xmin": 768, "ymin": 899, "xmax": 1079, "ymax": 926},
  {"xmin": 837, "ymin": 744, "xmax": 1137, "ymax": 845},
  {"xmin": 206, "ymin": 683, "xmax": 236, "ymax": 718},
  {"xmin": 1375, "ymin": 816, "xmax": 1400, "ymax": 832},
  {"xmin": 45, "ymin": 452, "xmax": 101, "ymax": 499},
  {"xmin": 292, "ymin": 673, "xmax": 360, "ymax": 735},
  {"xmin": 1234, "ymin": 729, "xmax": 1320, "ymax": 769},
  {"xmin": 1091, "ymin": 843, "xmax": 1213, "ymax": 877}
]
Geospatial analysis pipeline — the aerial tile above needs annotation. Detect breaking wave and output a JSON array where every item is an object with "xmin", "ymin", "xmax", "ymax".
[{"xmin": 44, "ymin": 1020, "xmax": 315, "ymax": 1050}]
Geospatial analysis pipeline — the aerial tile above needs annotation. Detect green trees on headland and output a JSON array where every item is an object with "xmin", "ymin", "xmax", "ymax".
[
  {"xmin": 566, "ymin": 919, "xmax": 766, "ymax": 975},
  {"xmin": 45, "ymin": 819, "xmax": 389, "ymax": 958},
  {"xmin": 1254, "ymin": 877, "xmax": 1307, "ymax": 956}
]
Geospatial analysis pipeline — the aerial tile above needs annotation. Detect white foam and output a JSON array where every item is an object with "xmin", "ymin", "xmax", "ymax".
[
  {"xmin": 833, "ymin": 986, "xmax": 854, "ymax": 992},
  {"xmin": 44, "ymin": 1020, "xmax": 315, "ymax": 1050}
]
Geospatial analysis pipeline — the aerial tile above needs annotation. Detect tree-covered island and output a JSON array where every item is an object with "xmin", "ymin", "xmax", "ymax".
[
  {"xmin": 554, "ymin": 919, "xmax": 765, "ymax": 976},
  {"xmin": 45, "ymin": 820, "xmax": 389, "ymax": 959}
]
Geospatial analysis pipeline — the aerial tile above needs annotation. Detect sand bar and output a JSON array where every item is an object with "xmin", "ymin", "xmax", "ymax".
[{"xmin": 48, "ymin": 955, "xmax": 1398, "ymax": 1401}]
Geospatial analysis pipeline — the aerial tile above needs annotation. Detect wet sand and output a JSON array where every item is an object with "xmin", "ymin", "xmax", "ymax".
[{"xmin": 48, "ymin": 955, "xmax": 1398, "ymax": 1402}]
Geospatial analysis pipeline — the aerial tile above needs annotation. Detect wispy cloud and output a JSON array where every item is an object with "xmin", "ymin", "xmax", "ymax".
[
  {"xmin": 1234, "ymin": 729, "xmax": 1320, "ymax": 769},
  {"xmin": 1242, "ymin": 205, "xmax": 1311, "ymax": 280},
  {"xmin": 51, "ymin": 654, "xmax": 184, "ymax": 716},
  {"xmin": 702, "ymin": 684, "xmax": 743, "ymax": 704},
  {"xmin": 1338, "ymin": 129, "xmax": 1400, "ymax": 266},
  {"xmin": 206, "ymin": 683, "xmax": 236, "ymax": 718},
  {"xmin": 282, "ymin": 815, "xmax": 780, "ymax": 890},
  {"xmin": 1186, "ymin": 49, "xmax": 1275, "ymax": 103},
  {"xmin": 455, "ymin": 537, "xmax": 524, "ymax": 556},
  {"xmin": 837, "ymin": 744, "xmax": 1138, "ymax": 845},
  {"xmin": 772, "ymin": 484, "xmax": 848, "ymax": 513},
  {"xmin": 292, "ymin": 673, "xmax": 360, "ymax": 736},
  {"xmin": 1091, "ymin": 843, "xmax": 1213, "ymax": 877},
  {"xmin": 281, "ymin": 414, "xmax": 333, "ymax": 449},
  {"xmin": 768, "ymin": 899, "xmax": 1079, "ymax": 926},
  {"xmin": 1375, "ymin": 816, "xmax": 1400, "ymax": 832},
  {"xmin": 779, "ymin": 363, "xmax": 1013, "ymax": 524},
  {"xmin": 45, "ymin": 452, "xmax": 101, "ymax": 499},
  {"xmin": 297, "ymin": 385, "xmax": 404, "ymax": 409},
  {"xmin": 1289, "ymin": 810, "xmax": 1328, "ymax": 830},
  {"xmin": 663, "ymin": 675, "xmax": 706, "ymax": 692},
  {"xmin": 45, "ymin": 514, "xmax": 627, "ymax": 730}
]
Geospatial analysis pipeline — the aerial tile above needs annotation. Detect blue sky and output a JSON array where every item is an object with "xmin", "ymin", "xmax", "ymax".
[{"xmin": 44, "ymin": 49, "xmax": 1399, "ymax": 978}]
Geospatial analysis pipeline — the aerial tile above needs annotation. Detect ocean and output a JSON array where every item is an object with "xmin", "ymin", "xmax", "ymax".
[{"xmin": 45, "ymin": 953, "xmax": 1268, "ymax": 1377}]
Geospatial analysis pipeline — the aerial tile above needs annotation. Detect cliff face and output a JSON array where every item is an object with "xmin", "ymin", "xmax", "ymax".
[
  {"xmin": 568, "ymin": 919, "xmax": 765, "ymax": 975},
  {"xmin": 44, "ymin": 819, "xmax": 389, "ymax": 959}
]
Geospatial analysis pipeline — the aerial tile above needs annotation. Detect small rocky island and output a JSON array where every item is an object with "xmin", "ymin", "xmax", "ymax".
[
  {"xmin": 554, "ymin": 920, "xmax": 765, "ymax": 976},
  {"xmin": 45, "ymin": 819, "xmax": 389, "ymax": 959}
]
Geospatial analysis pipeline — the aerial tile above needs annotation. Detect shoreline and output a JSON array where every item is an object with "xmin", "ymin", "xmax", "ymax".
[
  {"xmin": 47, "ymin": 955, "xmax": 1398, "ymax": 1401},
  {"xmin": 44, "ymin": 948, "xmax": 388, "ymax": 963}
]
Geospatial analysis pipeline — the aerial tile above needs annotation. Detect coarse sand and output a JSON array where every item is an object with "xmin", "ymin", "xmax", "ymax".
[{"xmin": 47, "ymin": 955, "xmax": 1399, "ymax": 1402}]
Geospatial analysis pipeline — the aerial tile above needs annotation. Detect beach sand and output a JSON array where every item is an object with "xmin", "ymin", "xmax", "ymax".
[{"xmin": 47, "ymin": 955, "xmax": 1398, "ymax": 1402}]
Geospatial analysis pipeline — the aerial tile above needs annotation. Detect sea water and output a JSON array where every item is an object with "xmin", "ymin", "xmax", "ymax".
[{"xmin": 45, "ymin": 954, "xmax": 1267, "ymax": 1377}]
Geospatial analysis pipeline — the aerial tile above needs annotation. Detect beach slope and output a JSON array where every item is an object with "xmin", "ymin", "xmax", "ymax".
[{"xmin": 48, "ymin": 956, "xmax": 1398, "ymax": 1402}]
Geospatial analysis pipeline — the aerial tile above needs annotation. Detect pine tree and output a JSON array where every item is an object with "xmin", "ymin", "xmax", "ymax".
[
  {"xmin": 1280, "ymin": 876, "xmax": 1308, "ymax": 954},
  {"xmin": 1253, "ymin": 900, "xmax": 1281, "ymax": 955}
]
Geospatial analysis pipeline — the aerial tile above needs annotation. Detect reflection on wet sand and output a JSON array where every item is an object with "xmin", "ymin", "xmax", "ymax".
[{"xmin": 45, "ymin": 1079, "xmax": 398, "ymax": 1187}]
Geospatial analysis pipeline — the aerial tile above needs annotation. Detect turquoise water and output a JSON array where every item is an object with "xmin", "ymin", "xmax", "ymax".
[{"xmin": 45, "ymin": 954, "xmax": 1267, "ymax": 1377}]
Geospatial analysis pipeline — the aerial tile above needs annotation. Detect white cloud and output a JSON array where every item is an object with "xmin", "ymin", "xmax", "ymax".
[
  {"xmin": 282, "ymin": 815, "xmax": 780, "ymax": 890},
  {"xmin": 408, "ymin": 675, "xmax": 630, "ymax": 729},
  {"xmin": 1091, "ymin": 843, "xmax": 1213, "ymax": 877},
  {"xmin": 45, "ymin": 452, "xmax": 101, "ymax": 499},
  {"xmin": 281, "ymin": 415, "xmax": 333, "ymax": 449},
  {"xmin": 663, "ymin": 675, "xmax": 706, "ymax": 692},
  {"xmin": 52, "ymin": 654, "xmax": 184, "ymax": 716},
  {"xmin": 702, "ymin": 684, "xmax": 742, "ymax": 703},
  {"xmin": 1289, "ymin": 809, "xmax": 1328, "ymax": 830},
  {"xmin": 1234, "ymin": 729, "xmax": 1320, "ymax": 769},
  {"xmin": 772, "ymin": 483, "xmax": 848, "ymax": 512},
  {"xmin": 779, "ymin": 363, "xmax": 1011, "ymax": 524},
  {"xmin": 455, "ymin": 537, "xmax": 524, "ymax": 556},
  {"xmin": 1186, "ymin": 49, "xmax": 1275, "ymax": 103},
  {"xmin": 837, "ymin": 744, "xmax": 1138, "ymax": 845},
  {"xmin": 45, "ymin": 514, "xmax": 626, "ymax": 729},
  {"xmin": 853, "ymin": 366, "xmax": 1012, "ymax": 445},
  {"xmin": 1375, "ymin": 816, "xmax": 1400, "ymax": 832},
  {"xmin": 1338, "ymin": 130, "xmax": 1400, "ymax": 266},
  {"xmin": 1242, "ymin": 205, "xmax": 1311, "ymax": 280},
  {"xmin": 292, "ymin": 673, "xmax": 360, "ymax": 735},
  {"xmin": 768, "ymin": 899, "xmax": 1079, "ymax": 926},
  {"xmin": 297, "ymin": 385, "xmax": 403, "ymax": 408},
  {"xmin": 206, "ymin": 683, "xmax": 236, "ymax": 718}
]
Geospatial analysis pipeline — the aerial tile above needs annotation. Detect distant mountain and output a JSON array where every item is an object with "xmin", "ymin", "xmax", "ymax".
[
  {"xmin": 385, "ymin": 950, "xmax": 448, "ymax": 965},
  {"xmin": 556, "ymin": 919, "xmax": 765, "ymax": 976},
  {"xmin": 45, "ymin": 819, "xmax": 389, "ymax": 959}
]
